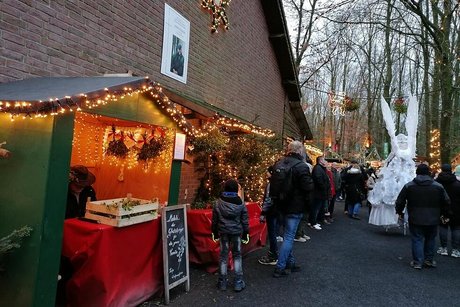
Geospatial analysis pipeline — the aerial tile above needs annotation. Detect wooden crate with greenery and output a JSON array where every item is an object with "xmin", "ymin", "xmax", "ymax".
[{"xmin": 85, "ymin": 196, "xmax": 159, "ymax": 227}]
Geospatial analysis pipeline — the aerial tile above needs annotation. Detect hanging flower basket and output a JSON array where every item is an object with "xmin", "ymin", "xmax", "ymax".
[
  {"xmin": 343, "ymin": 96, "xmax": 359, "ymax": 112},
  {"xmin": 137, "ymin": 133, "xmax": 166, "ymax": 161},
  {"xmin": 393, "ymin": 97, "xmax": 407, "ymax": 114},
  {"xmin": 106, "ymin": 126, "xmax": 129, "ymax": 158}
]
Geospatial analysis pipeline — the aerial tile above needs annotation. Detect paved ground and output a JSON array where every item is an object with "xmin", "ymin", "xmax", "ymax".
[{"xmin": 142, "ymin": 201, "xmax": 460, "ymax": 306}]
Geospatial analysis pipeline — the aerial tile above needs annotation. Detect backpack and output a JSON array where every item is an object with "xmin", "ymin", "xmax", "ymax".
[{"xmin": 269, "ymin": 158, "xmax": 302, "ymax": 202}]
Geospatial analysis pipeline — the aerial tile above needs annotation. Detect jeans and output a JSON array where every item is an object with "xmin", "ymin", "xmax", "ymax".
[
  {"xmin": 439, "ymin": 224, "xmax": 460, "ymax": 250},
  {"xmin": 347, "ymin": 202, "xmax": 360, "ymax": 217},
  {"xmin": 276, "ymin": 213, "xmax": 302, "ymax": 270},
  {"xmin": 219, "ymin": 234, "xmax": 242, "ymax": 277},
  {"xmin": 409, "ymin": 224, "xmax": 438, "ymax": 264},
  {"xmin": 266, "ymin": 214, "xmax": 279, "ymax": 255},
  {"xmin": 309, "ymin": 198, "xmax": 327, "ymax": 225}
]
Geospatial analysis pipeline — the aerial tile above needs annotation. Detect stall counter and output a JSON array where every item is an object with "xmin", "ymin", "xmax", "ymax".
[
  {"xmin": 62, "ymin": 218, "xmax": 163, "ymax": 307},
  {"xmin": 187, "ymin": 202, "xmax": 267, "ymax": 272}
]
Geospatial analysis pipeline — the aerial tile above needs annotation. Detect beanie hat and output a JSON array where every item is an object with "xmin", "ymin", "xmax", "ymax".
[
  {"xmin": 416, "ymin": 164, "xmax": 431, "ymax": 176},
  {"xmin": 223, "ymin": 179, "xmax": 239, "ymax": 193},
  {"xmin": 441, "ymin": 164, "xmax": 452, "ymax": 172},
  {"xmin": 455, "ymin": 165, "xmax": 460, "ymax": 177}
]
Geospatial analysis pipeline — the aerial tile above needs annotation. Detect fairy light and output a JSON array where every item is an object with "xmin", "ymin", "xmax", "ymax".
[
  {"xmin": 0, "ymin": 77, "xmax": 153, "ymax": 120},
  {"xmin": 201, "ymin": 0, "xmax": 231, "ymax": 33},
  {"xmin": 215, "ymin": 115, "xmax": 275, "ymax": 137},
  {"xmin": 429, "ymin": 129, "xmax": 440, "ymax": 171}
]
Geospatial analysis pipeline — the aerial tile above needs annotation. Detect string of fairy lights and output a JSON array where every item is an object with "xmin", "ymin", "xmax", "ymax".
[
  {"xmin": 1, "ymin": 77, "xmax": 278, "ymax": 200},
  {"xmin": 0, "ymin": 79, "xmax": 274, "ymax": 138},
  {"xmin": 429, "ymin": 129, "xmax": 440, "ymax": 171},
  {"xmin": 73, "ymin": 112, "xmax": 174, "ymax": 173},
  {"xmin": 201, "ymin": 0, "xmax": 231, "ymax": 33}
]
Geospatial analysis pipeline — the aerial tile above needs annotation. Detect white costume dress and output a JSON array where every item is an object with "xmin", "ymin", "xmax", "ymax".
[{"xmin": 368, "ymin": 96, "xmax": 419, "ymax": 226}]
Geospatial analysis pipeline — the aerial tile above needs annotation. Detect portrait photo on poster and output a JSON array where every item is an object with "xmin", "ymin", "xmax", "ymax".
[{"xmin": 160, "ymin": 4, "xmax": 190, "ymax": 84}]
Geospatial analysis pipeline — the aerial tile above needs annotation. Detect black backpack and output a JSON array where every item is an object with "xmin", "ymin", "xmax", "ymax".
[{"xmin": 269, "ymin": 158, "xmax": 302, "ymax": 202}]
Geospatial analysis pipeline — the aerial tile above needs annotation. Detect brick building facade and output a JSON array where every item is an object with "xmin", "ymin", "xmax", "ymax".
[{"xmin": 0, "ymin": 1, "xmax": 311, "ymax": 305}]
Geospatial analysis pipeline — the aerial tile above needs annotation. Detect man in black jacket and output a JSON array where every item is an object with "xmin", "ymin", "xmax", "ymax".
[
  {"xmin": 272, "ymin": 141, "xmax": 314, "ymax": 277},
  {"xmin": 435, "ymin": 164, "xmax": 460, "ymax": 257},
  {"xmin": 308, "ymin": 156, "xmax": 330, "ymax": 229},
  {"xmin": 396, "ymin": 164, "xmax": 451, "ymax": 269}
]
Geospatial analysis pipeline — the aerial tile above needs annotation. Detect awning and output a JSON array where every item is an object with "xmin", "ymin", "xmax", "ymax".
[
  {"xmin": 0, "ymin": 76, "xmax": 149, "ymax": 115},
  {"xmin": 0, "ymin": 76, "xmax": 273, "ymax": 138},
  {"xmin": 0, "ymin": 76, "xmax": 147, "ymax": 102}
]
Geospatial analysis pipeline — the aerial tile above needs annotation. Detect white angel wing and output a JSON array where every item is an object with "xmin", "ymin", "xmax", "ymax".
[
  {"xmin": 405, "ymin": 95, "xmax": 419, "ymax": 157},
  {"xmin": 380, "ymin": 96, "xmax": 397, "ymax": 151}
]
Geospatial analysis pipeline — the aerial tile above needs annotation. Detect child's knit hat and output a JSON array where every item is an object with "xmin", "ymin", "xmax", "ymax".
[{"xmin": 223, "ymin": 179, "xmax": 239, "ymax": 192}]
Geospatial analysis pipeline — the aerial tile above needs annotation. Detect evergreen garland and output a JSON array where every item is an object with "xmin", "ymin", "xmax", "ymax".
[{"xmin": 0, "ymin": 226, "xmax": 32, "ymax": 272}]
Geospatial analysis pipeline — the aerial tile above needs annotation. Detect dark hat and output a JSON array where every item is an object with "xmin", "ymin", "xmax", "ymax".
[
  {"xmin": 441, "ymin": 164, "xmax": 452, "ymax": 172},
  {"xmin": 70, "ymin": 165, "xmax": 96, "ymax": 187},
  {"xmin": 416, "ymin": 164, "xmax": 431, "ymax": 175},
  {"xmin": 267, "ymin": 165, "xmax": 274, "ymax": 174},
  {"xmin": 223, "ymin": 179, "xmax": 239, "ymax": 193},
  {"xmin": 351, "ymin": 160, "xmax": 359, "ymax": 164}
]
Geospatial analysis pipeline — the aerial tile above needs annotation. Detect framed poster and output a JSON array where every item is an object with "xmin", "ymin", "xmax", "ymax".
[{"xmin": 161, "ymin": 4, "xmax": 190, "ymax": 84}]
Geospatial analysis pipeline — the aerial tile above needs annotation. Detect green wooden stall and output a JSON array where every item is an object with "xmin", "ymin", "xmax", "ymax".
[{"xmin": 0, "ymin": 77, "xmax": 185, "ymax": 306}]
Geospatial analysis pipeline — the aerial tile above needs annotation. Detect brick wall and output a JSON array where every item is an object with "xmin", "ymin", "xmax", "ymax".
[{"xmin": 1, "ymin": 0, "xmax": 299, "ymax": 203}]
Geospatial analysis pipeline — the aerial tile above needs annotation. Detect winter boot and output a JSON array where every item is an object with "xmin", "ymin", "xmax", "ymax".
[
  {"xmin": 217, "ymin": 275, "xmax": 227, "ymax": 291},
  {"xmin": 233, "ymin": 275, "xmax": 246, "ymax": 292}
]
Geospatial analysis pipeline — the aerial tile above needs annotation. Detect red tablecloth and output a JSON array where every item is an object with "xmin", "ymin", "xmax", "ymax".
[
  {"xmin": 187, "ymin": 202, "xmax": 267, "ymax": 272},
  {"xmin": 62, "ymin": 218, "xmax": 163, "ymax": 307}
]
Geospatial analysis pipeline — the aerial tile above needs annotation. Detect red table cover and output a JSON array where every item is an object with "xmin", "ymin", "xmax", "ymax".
[
  {"xmin": 62, "ymin": 218, "xmax": 163, "ymax": 307},
  {"xmin": 187, "ymin": 202, "xmax": 267, "ymax": 272}
]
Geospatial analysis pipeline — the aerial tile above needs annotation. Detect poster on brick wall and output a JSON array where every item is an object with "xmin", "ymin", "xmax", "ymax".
[{"xmin": 161, "ymin": 4, "xmax": 190, "ymax": 84}]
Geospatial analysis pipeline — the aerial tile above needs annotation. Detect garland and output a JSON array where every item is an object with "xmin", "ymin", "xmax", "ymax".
[
  {"xmin": 394, "ymin": 97, "xmax": 408, "ymax": 114},
  {"xmin": 105, "ymin": 126, "xmax": 167, "ymax": 161},
  {"xmin": 344, "ymin": 96, "xmax": 359, "ymax": 112},
  {"xmin": 0, "ymin": 226, "xmax": 32, "ymax": 272},
  {"xmin": 138, "ymin": 132, "xmax": 166, "ymax": 161},
  {"xmin": 106, "ymin": 126, "xmax": 129, "ymax": 158}
]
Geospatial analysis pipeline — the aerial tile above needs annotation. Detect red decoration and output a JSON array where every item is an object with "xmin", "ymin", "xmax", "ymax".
[
  {"xmin": 393, "ymin": 97, "xmax": 408, "ymax": 114},
  {"xmin": 62, "ymin": 218, "xmax": 163, "ymax": 306}
]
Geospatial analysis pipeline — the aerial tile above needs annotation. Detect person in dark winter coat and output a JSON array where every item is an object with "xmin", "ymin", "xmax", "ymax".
[
  {"xmin": 58, "ymin": 165, "xmax": 97, "ymax": 305},
  {"xmin": 309, "ymin": 156, "xmax": 331, "ymax": 229},
  {"xmin": 395, "ymin": 164, "xmax": 451, "ymax": 269},
  {"xmin": 435, "ymin": 164, "xmax": 460, "ymax": 257},
  {"xmin": 212, "ymin": 179, "xmax": 249, "ymax": 292},
  {"xmin": 342, "ymin": 161, "xmax": 367, "ymax": 220},
  {"xmin": 272, "ymin": 141, "xmax": 314, "ymax": 278},
  {"xmin": 327, "ymin": 163, "xmax": 341, "ymax": 220},
  {"xmin": 258, "ymin": 166, "xmax": 280, "ymax": 265},
  {"xmin": 66, "ymin": 165, "xmax": 97, "ymax": 219}
]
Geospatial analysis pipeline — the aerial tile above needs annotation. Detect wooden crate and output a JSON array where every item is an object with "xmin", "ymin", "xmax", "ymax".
[{"xmin": 85, "ymin": 197, "xmax": 159, "ymax": 227}]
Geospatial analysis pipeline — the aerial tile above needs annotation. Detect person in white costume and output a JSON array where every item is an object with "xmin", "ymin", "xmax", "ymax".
[{"xmin": 368, "ymin": 95, "xmax": 419, "ymax": 226}]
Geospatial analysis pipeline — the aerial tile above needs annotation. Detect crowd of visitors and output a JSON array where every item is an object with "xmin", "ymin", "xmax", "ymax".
[{"xmin": 210, "ymin": 140, "xmax": 460, "ymax": 291}]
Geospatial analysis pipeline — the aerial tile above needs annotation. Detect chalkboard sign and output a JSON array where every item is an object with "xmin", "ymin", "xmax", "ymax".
[{"xmin": 162, "ymin": 204, "xmax": 190, "ymax": 304}]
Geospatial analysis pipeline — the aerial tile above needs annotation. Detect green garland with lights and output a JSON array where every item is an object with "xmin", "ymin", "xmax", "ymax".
[
  {"xmin": 1, "ymin": 226, "xmax": 33, "ymax": 273},
  {"xmin": 190, "ymin": 128, "xmax": 280, "ymax": 208}
]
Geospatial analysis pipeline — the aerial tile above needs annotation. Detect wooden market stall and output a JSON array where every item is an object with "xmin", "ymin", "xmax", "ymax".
[{"xmin": 0, "ymin": 76, "xmax": 191, "ymax": 306}]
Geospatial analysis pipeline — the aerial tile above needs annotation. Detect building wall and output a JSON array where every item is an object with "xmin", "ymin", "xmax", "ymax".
[
  {"xmin": 0, "ymin": 0, "xmax": 286, "ymax": 134},
  {"xmin": 0, "ymin": 0, "xmax": 298, "ymax": 205}
]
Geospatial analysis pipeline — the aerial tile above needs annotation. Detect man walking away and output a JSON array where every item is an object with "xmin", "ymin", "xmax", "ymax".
[
  {"xmin": 271, "ymin": 141, "xmax": 314, "ymax": 277},
  {"xmin": 309, "ymin": 156, "xmax": 330, "ymax": 229},
  {"xmin": 435, "ymin": 164, "xmax": 460, "ymax": 257},
  {"xmin": 395, "ymin": 164, "xmax": 451, "ymax": 270}
]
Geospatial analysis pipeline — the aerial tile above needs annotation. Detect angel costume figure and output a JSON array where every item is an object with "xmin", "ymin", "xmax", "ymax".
[{"xmin": 368, "ymin": 95, "xmax": 419, "ymax": 226}]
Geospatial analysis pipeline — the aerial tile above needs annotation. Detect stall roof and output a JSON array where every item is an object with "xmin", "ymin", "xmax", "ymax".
[{"xmin": 0, "ymin": 76, "xmax": 147, "ymax": 102}]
